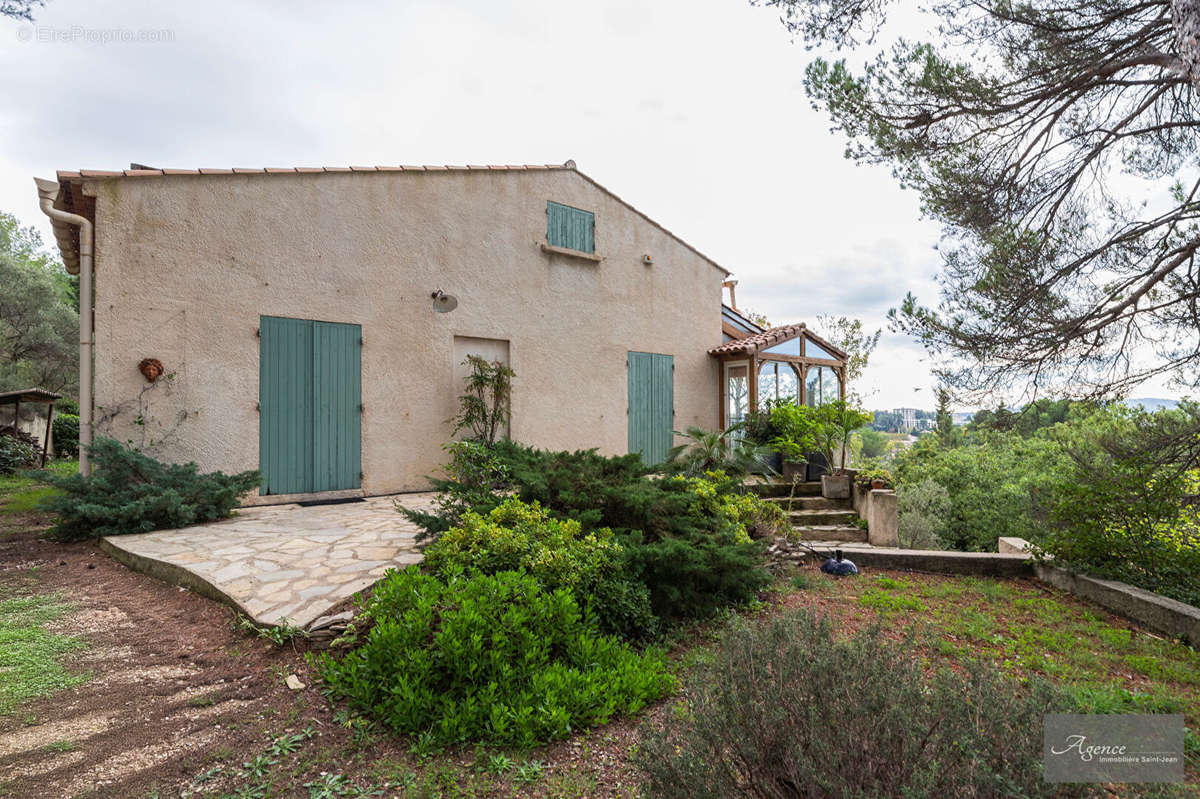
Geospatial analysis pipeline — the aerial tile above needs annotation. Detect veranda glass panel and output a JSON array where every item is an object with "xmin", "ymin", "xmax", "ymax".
[
  {"xmin": 759, "ymin": 361, "xmax": 798, "ymax": 405},
  {"xmin": 726, "ymin": 364, "xmax": 749, "ymax": 427},
  {"xmin": 807, "ymin": 339, "xmax": 837, "ymax": 360},
  {"xmin": 762, "ymin": 338, "xmax": 801, "ymax": 357}
]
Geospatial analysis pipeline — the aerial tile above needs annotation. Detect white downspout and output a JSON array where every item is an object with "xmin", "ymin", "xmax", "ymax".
[{"xmin": 34, "ymin": 178, "xmax": 94, "ymax": 477}]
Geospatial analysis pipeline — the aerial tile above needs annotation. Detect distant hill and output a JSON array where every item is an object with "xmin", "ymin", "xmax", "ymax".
[{"xmin": 1125, "ymin": 398, "xmax": 1180, "ymax": 412}]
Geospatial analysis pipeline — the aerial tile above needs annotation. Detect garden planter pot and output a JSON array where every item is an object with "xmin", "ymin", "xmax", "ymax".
[
  {"xmin": 783, "ymin": 460, "xmax": 807, "ymax": 483},
  {"xmin": 821, "ymin": 473, "xmax": 852, "ymax": 499},
  {"xmin": 871, "ymin": 478, "xmax": 886, "ymax": 490}
]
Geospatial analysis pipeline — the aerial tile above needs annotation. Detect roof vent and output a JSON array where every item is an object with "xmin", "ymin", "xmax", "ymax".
[{"xmin": 563, "ymin": 159, "xmax": 576, "ymax": 169}]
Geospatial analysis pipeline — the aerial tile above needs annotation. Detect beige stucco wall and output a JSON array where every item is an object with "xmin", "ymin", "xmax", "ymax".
[{"xmin": 84, "ymin": 168, "xmax": 724, "ymax": 502}]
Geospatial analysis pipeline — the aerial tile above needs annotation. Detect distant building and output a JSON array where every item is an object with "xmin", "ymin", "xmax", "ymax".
[{"xmin": 893, "ymin": 407, "xmax": 918, "ymax": 433}]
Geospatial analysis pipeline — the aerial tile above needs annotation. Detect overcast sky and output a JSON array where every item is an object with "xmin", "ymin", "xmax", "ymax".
[{"xmin": 0, "ymin": 0, "xmax": 1180, "ymax": 410}]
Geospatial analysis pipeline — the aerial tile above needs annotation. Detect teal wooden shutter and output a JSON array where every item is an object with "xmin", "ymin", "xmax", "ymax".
[
  {"xmin": 627, "ymin": 351, "xmax": 674, "ymax": 465},
  {"xmin": 260, "ymin": 317, "xmax": 314, "ymax": 495},
  {"xmin": 259, "ymin": 316, "xmax": 361, "ymax": 494},
  {"xmin": 546, "ymin": 201, "xmax": 595, "ymax": 253},
  {"xmin": 313, "ymin": 321, "xmax": 362, "ymax": 491}
]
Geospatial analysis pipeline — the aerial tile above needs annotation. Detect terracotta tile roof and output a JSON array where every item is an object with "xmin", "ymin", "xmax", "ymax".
[
  {"xmin": 44, "ymin": 162, "xmax": 731, "ymax": 277},
  {"xmin": 56, "ymin": 163, "xmax": 572, "ymax": 181},
  {"xmin": 708, "ymin": 323, "xmax": 849, "ymax": 360}
]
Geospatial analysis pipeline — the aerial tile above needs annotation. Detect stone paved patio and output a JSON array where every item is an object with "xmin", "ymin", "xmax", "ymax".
[{"xmin": 99, "ymin": 493, "xmax": 438, "ymax": 627}]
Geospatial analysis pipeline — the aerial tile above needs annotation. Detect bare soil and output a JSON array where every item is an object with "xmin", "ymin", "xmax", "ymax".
[{"xmin": 0, "ymin": 515, "xmax": 654, "ymax": 798}]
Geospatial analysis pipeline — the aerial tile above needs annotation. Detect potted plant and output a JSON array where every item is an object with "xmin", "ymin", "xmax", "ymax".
[
  {"xmin": 767, "ymin": 403, "xmax": 818, "ymax": 484},
  {"xmin": 741, "ymin": 406, "xmax": 782, "ymax": 474},
  {"xmin": 812, "ymin": 401, "xmax": 874, "ymax": 499},
  {"xmin": 854, "ymin": 463, "xmax": 894, "ymax": 491}
]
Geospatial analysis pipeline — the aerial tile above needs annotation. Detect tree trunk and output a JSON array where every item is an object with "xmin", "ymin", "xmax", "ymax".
[{"xmin": 1174, "ymin": 0, "xmax": 1200, "ymax": 85}]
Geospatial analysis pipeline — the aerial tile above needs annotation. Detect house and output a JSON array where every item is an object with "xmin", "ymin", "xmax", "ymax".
[{"xmin": 35, "ymin": 161, "xmax": 847, "ymax": 503}]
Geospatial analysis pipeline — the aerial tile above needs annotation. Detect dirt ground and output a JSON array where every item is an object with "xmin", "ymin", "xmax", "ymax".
[{"xmin": 0, "ymin": 510, "xmax": 654, "ymax": 799}]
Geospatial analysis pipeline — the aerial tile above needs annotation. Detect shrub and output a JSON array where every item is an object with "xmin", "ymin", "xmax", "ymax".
[
  {"xmin": 767, "ymin": 403, "xmax": 818, "ymax": 463},
  {"xmin": 423, "ymin": 498, "xmax": 657, "ymax": 639},
  {"xmin": 317, "ymin": 568, "xmax": 674, "ymax": 748},
  {"xmin": 637, "ymin": 610, "xmax": 1098, "ymax": 799},
  {"xmin": 396, "ymin": 440, "xmax": 510, "ymax": 542},
  {"xmin": 891, "ymin": 431, "xmax": 1060, "ymax": 550},
  {"xmin": 896, "ymin": 478, "xmax": 950, "ymax": 550},
  {"xmin": 1036, "ymin": 405, "xmax": 1200, "ymax": 606},
  {"xmin": 502, "ymin": 448, "xmax": 770, "ymax": 623},
  {"xmin": 405, "ymin": 443, "xmax": 771, "ymax": 627},
  {"xmin": 52, "ymin": 413, "xmax": 79, "ymax": 459},
  {"xmin": 451, "ymin": 355, "xmax": 514, "ymax": 446},
  {"xmin": 40, "ymin": 437, "xmax": 260, "ymax": 540},
  {"xmin": 0, "ymin": 428, "xmax": 39, "ymax": 474}
]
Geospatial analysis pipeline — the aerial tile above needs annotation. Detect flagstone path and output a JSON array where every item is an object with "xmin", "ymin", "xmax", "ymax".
[{"xmin": 99, "ymin": 493, "xmax": 438, "ymax": 627}]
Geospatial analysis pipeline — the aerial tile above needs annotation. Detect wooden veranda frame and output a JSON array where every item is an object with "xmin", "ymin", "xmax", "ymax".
[{"xmin": 710, "ymin": 324, "xmax": 848, "ymax": 430}]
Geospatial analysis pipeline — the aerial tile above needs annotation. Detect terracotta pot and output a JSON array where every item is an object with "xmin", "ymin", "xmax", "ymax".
[
  {"xmin": 871, "ymin": 478, "xmax": 885, "ymax": 490},
  {"xmin": 821, "ymin": 473, "xmax": 852, "ymax": 499}
]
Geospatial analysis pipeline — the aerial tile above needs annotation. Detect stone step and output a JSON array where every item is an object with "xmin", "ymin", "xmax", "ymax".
[
  {"xmin": 791, "ymin": 525, "xmax": 869, "ymax": 544},
  {"xmin": 765, "ymin": 495, "xmax": 852, "ymax": 511},
  {"xmin": 748, "ymin": 481, "xmax": 822, "ymax": 498},
  {"xmin": 789, "ymin": 509, "xmax": 860, "ymax": 526}
]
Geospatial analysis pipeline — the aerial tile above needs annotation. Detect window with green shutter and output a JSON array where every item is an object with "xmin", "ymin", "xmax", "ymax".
[{"xmin": 546, "ymin": 201, "xmax": 595, "ymax": 253}]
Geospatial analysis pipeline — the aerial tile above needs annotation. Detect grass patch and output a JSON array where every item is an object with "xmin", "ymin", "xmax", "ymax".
[
  {"xmin": 0, "ymin": 592, "xmax": 90, "ymax": 713},
  {"xmin": 802, "ymin": 569, "xmax": 1200, "ymax": 775},
  {"xmin": 43, "ymin": 739, "xmax": 75, "ymax": 753},
  {"xmin": 0, "ymin": 460, "xmax": 74, "ymax": 519},
  {"xmin": 857, "ymin": 588, "xmax": 926, "ymax": 614}
]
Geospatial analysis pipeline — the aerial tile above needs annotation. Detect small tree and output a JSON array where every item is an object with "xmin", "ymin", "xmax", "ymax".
[
  {"xmin": 450, "ymin": 355, "xmax": 514, "ymax": 445},
  {"xmin": 934, "ymin": 387, "xmax": 955, "ymax": 448}
]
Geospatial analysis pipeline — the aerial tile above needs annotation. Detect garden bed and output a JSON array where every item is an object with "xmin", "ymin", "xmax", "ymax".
[{"xmin": 2, "ymin": 469, "xmax": 1195, "ymax": 796}]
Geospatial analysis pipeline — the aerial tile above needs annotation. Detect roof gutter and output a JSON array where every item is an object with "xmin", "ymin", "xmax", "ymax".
[{"xmin": 34, "ymin": 178, "xmax": 93, "ymax": 477}]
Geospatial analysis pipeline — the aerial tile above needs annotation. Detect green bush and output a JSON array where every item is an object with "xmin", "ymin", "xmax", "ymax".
[
  {"xmin": 404, "ymin": 443, "xmax": 771, "ymax": 627},
  {"xmin": 424, "ymin": 498, "xmax": 657, "ymax": 639},
  {"xmin": 317, "ymin": 568, "xmax": 674, "ymax": 748},
  {"xmin": 636, "ymin": 610, "xmax": 1130, "ymax": 799},
  {"xmin": 500, "ymin": 446, "xmax": 770, "ymax": 624},
  {"xmin": 767, "ymin": 403, "xmax": 818, "ymax": 463},
  {"xmin": 1036, "ymin": 405, "xmax": 1200, "ymax": 606},
  {"xmin": 0, "ymin": 429, "xmax": 39, "ymax": 474},
  {"xmin": 52, "ymin": 413, "xmax": 79, "ymax": 459},
  {"xmin": 397, "ymin": 440, "xmax": 510, "ymax": 541},
  {"xmin": 896, "ymin": 478, "xmax": 950, "ymax": 550},
  {"xmin": 40, "ymin": 437, "xmax": 260, "ymax": 540},
  {"xmin": 891, "ymin": 431, "xmax": 1060, "ymax": 550}
]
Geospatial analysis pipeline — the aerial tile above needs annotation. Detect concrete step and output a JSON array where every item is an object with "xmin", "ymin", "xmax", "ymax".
[
  {"xmin": 789, "ymin": 509, "xmax": 860, "ymax": 526},
  {"xmin": 765, "ymin": 495, "xmax": 852, "ymax": 511},
  {"xmin": 748, "ymin": 481, "xmax": 821, "ymax": 498},
  {"xmin": 791, "ymin": 525, "xmax": 868, "ymax": 544}
]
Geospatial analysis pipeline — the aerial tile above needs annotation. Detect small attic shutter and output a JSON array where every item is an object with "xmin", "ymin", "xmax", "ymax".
[{"xmin": 546, "ymin": 201, "xmax": 595, "ymax": 253}]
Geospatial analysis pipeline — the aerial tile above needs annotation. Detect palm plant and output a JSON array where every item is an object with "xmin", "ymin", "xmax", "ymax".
[{"xmin": 667, "ymin": 424, "xmax": 775, "ymax": 478}]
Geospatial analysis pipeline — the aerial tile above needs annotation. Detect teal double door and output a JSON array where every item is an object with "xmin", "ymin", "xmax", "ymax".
[
  {"xmin": 627, "ymin": 351, "xmax": 674, "ymax": 466},
  {"xmin": 259, "ymin": 316, "xmax": 362, "ymax": 495}
]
